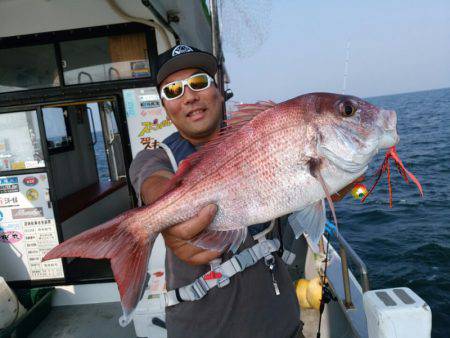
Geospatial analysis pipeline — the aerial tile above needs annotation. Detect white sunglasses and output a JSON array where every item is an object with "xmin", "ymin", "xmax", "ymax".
[{"xmin": 160, "ymin": 73, "xmax": 214, "ymax": 101}]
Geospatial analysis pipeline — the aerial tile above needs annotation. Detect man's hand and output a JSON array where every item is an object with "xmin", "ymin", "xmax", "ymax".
[
  {"xmin": 331, "ymin": 176, "xmax": 365, "ymax": 202},
  {"xmin": 162, "ymin": 204, "xmax": 221, "ymax": 265}
]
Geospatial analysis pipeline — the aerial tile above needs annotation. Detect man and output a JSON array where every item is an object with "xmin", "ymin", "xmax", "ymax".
[{"xmin": 130, "ymin": 45, "xmax": 354, "ymax": 338}]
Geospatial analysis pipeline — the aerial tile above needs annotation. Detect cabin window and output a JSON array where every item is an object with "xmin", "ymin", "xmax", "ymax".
[
  {"xmin": 0, "ymin": 111, "xmax": 45, "ymax": 171},
  {"xmin": 0, "ymin": 45, "xmax": 60, "ymax": 93},
  {"xmin": 42, "ymin": 107, "xmax": 74, "ymax": 155},
  {"xmin": 60, "ymin": 32, "xmax": 151, "ymax": 85}
]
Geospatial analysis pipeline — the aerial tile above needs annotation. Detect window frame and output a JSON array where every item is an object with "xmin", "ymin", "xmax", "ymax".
[
  {"xmin": 0, "ymin": 43, "xmax": 61, "ymax": 93},
  {"xmin": 0, "ymin": 109, "xmax": 46, "ymax": 172},
  {"xmin": 42, "ymin": 106, "xmax": 75, "ymax": 155},
  {"xmin": 0, "ymin": 23, "xmax": 158, "ymax": 104}
]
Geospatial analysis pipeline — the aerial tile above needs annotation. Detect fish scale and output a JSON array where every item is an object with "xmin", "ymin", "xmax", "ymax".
[
  {"xmin": 140, "ymin": 109, "xmax": 306, "ymax": 232},
  {"xmin": 162, "ymin": 113, "xmax": 328, "ymax": 231}
]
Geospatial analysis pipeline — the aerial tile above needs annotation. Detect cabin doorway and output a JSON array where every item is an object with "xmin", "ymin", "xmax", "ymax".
[
  {"xmin": 85, "ymin": 100, "xmax": 126, "ymax": 183},
  {"xmin": 0, "ymin": 96, "xmax": 133, "ymax": 286},
  {"xmin": 41, "ymin": 98, "xmax": 131, "ymax": 283}
]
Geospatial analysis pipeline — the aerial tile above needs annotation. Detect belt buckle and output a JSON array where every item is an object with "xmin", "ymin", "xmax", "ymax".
[
  {"xmin": 161, "ymin": 290, "xmax": 175, "ymax": 307},
  {"xmin": 217, "ymin": 275, "xmax": 230, "ymax": 288},
  {"xmin": 215, "ymin": 267, "xmax": 230, "ymax": 288},
  {"xmin": 260, "ymin": 240, "xmax": 272, "ymax": 256}
]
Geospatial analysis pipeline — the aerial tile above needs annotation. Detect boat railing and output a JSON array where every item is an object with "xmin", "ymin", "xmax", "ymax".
[{"xmin": 333, "ymin": 228, "xmax": 370, "ymax": 309}]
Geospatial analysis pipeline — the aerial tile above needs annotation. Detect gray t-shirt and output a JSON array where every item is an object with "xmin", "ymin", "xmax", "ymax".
[{"xmin": 129, "ymin": 148, "xmax": 301, "ymax": 338}]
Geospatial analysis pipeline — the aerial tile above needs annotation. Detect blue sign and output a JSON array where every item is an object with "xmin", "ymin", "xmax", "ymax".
[
  {"xmin": 0, "ymin": 211, "xmax": 3, "ymax": 222},
  {"xmin": 0, "ymin": 177, "xmax": 18, "ymax": 185},
  {"xmin": 123, "ymin": 89, "xmax": 138, "ymax": 117}
]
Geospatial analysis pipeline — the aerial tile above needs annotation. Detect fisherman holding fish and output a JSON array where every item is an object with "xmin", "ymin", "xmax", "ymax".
[
  {"xmin": 129, "ymin": 45, "xmax": 354, "ymax": 338},
  {"xmin": 129, "ymin": 45, "xmax": 302, "ymax": 338},
  {"xmin": 44, "ymin": 43, "xmax": 409, "ymax": 337}
]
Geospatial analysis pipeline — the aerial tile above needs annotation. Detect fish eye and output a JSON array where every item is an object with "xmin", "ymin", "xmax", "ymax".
[{"xmin": 339, "ymin": 101, "xmax": 357, "ymax": 117}]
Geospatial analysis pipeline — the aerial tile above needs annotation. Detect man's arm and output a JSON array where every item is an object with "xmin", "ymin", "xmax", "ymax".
[
  {"xmin": 140, "ymin": 169, "xmax": 174, "ymax": 205},
  {"xmin": 141, "ymin": 170, "xmax": 221, "ymax": 265}
]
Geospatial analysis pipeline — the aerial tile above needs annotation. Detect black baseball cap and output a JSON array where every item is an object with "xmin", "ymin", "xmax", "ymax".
[{"xmin": 157, "ymin": 44, "xmax": 218, "ymax": 85}]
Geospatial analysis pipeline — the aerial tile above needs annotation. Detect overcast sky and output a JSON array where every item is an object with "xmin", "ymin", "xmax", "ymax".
[{"xmin": 221, "ymin": 0, "xmax": 450, "ymax": 103}]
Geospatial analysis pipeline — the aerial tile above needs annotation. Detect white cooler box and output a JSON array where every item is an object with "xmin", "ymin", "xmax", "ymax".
[
  {"xmin": 363, "ymin": 287, "xmax": 432, "ymax": 338},
  {"xmin": 133, "ymin": 268, "xmax": 167, "ymax": 338}
]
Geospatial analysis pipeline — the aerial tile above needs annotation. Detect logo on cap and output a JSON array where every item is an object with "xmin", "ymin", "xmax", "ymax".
[{"xmin": 172, "ymin": 45, "xmax": 193, "ymax": 56}]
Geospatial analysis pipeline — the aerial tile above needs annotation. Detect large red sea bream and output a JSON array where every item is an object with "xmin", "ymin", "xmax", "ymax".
[{"xmin": 43, "ymin": 93, "xmax": 404, "ymax": 325}]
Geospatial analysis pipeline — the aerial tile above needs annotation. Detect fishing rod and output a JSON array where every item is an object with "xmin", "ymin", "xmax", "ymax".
[
  {"xmin": 342, "ymin": 40, "xmax": 351, "ymax": 94},
  {"xmin": 210, "ymin": 0, "xmax": 233, "ymax": 120}
]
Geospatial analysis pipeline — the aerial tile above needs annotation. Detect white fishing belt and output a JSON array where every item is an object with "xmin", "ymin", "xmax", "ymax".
[
  {"xmin": 281, "ymin": 249, "xmax": 296, "ymax": 266},
  {"xmin": 163, "ymin": 237, "xmax": 281, "ymax": 307}
]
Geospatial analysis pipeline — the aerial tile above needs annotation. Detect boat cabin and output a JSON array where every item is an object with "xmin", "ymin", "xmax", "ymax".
[{"xmin": 0, "ymin": 0, "xmax": 208, "ymax": 286}]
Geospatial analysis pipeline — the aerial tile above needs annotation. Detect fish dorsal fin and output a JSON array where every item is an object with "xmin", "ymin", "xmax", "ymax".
[
  {"xmin": 163, "ymin": 100, "xmax": 277, "ymax": 192},
  {"xmin": 226, "ymin": 100, "xmax": 277, "ymax": 126}
]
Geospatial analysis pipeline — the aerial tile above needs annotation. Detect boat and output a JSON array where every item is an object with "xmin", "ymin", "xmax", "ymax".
[{"xmin": 0, "ymin": 1, "xmax": 432, "ymax": 337}]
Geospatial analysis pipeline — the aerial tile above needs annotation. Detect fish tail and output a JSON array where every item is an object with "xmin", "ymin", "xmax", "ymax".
[{"xmin": 42, "ymin": 209, "xmax": 158, "ymax": 327}]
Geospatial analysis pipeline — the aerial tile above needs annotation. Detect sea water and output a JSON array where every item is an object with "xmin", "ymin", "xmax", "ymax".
[{"xmin": 338, "ymin": 87, "xmax": 450, "ymax": 337}]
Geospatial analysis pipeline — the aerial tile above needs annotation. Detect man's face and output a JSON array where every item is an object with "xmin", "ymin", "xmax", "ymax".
[{"xmin": 160, "ymin": 68, "xmax": 223, "ymax": 144}]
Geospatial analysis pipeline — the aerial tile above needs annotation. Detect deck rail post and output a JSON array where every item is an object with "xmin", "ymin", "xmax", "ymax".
[
  {"xmin": 333, "ymin": 231, "xmax": 370, "ymax": 308},
  {"xmin": 339, "ymin": 245, "xmax": 353, "ymax": 308}
]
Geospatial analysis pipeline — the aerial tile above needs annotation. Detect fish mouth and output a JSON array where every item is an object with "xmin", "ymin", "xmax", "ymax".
[
  {"xmin": 378, "ymin": 109, "xmax": 399, "ymax": 149},
  {"xmin": 378, "ymin": 131, "xmax": 399, "ymax": 149}
]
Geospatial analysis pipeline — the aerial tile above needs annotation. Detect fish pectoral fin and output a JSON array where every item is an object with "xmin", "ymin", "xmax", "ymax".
[
  {"xmin": 288, "ymin": 200, "xmax": 326, "ymax": 244},
  {"xmin": 189, "ymin": 228, "xmax": 247, "ymax": 253}
]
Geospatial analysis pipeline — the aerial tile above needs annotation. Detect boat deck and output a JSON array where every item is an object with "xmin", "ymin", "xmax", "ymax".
[{"xmin": 29, "ymin": 302, "xmax": 137, "ymax": 338}]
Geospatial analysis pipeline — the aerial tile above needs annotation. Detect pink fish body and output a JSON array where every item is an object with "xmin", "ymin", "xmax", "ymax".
[{"xmin": 43, "ymin": 93, "xmax": 399, "ymax": 325}]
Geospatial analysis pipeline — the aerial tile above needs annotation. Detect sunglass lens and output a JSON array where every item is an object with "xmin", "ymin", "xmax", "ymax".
[
  {"xmin": 163, "ymin": 82, "xmax": 183, "ymax": 99},
  {"xmin": 188, "ymin": 74, "xmax": 209, "ymax": 90}
]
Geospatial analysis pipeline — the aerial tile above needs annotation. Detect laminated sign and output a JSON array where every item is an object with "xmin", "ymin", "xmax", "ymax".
[
  {"xmin": 123, "ymin": 87, "xmax": 177, "ymax": 158},
  {"xmin": 0, "ymin": 173, "xmax": 64, "ymax": 281}
]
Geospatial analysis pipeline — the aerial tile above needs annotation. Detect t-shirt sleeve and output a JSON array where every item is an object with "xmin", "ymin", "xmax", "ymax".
[{"xmin": 129, "ymin": 148, "xmax": 174, "ymax": 206}]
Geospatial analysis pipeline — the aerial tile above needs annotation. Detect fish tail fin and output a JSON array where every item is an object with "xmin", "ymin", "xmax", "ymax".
[
  {"xmin": 43, "ymin": 209, "xmax": 158, "ymax": 326},
  {"xmin": 115, "ymin": 230, "xmax": 157, "ymax": 327}
]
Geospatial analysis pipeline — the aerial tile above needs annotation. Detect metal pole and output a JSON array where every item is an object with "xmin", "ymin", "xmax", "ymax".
[
  {"xmin": 342, "ymin": 40, "xmax": 351, "ymax": 94},
  {"xmin": 339, "ymin": 246, "xmax": 354, "ymax": 308},
  {"xmin": 337, "ymin": 232, "xmax": 370, "ymax": 292},
  {"xmin": 209, "ymin": 0, "xmax": 226, "ymax": 117}
]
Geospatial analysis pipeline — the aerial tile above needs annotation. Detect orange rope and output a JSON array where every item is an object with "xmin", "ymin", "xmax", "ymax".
[
  {"xmin": 386, "ymin": 159, "xmax": 393, "ymax": 208},
  {"xmin": 362, "ymin": 146, "xmax": 423, "ymax": 205}
]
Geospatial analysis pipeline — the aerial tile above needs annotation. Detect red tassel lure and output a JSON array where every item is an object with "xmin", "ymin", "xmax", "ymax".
[{"xmin": 361, "ymin": 146, "xmax": 424, "ymax": 207}]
